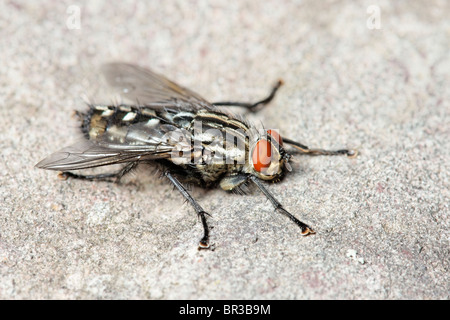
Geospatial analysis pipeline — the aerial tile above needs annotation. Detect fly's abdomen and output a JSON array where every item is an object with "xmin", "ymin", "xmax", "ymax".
[{"xmin": 81, "ymin": 105, "xmax": 161, "ymax": 141}]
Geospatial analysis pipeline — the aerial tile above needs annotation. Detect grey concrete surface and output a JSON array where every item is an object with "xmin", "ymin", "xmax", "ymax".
[{"xmin": 0, "ymin": 0, "xmax": 448, "ymax": 299}]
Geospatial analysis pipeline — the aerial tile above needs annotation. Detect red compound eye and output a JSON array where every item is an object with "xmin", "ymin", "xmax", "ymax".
[
  {"xmin": 252, "ymin": 130, "xmax": 284, "ymax": 173},
  {"xmin": 252, "ymin": 139, "xmax": 272, "ymax": 172},
  {"xmin": 267, "ymin": 129, "xmax": 283, "ymax": 146}
]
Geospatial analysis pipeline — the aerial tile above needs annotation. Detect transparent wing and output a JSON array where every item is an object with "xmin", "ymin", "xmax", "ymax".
[
  {"xmin": 101, "ymin": 63, "xmax": 209, "ymax": 106},
  {"xmin": 35, "ymin": 121, "xmax": 197, "ymax": 171},
  {"xmin": 35, "ymin": 139, "xmax": 175, "ymax": 171}
]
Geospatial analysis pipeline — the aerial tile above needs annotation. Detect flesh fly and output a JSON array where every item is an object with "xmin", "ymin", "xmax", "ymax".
[{"xmin": 36, "ymin": 63, "xmax": 357, "ymax": 249}]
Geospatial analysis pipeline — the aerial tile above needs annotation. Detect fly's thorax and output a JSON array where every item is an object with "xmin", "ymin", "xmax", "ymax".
[
  {"xmin": 183, "ymin": 110, "xmax": 252, "ymax": 167},
  {"xmin": 165, "ymin": 110, "xmax": 256, "ymax": 184}
]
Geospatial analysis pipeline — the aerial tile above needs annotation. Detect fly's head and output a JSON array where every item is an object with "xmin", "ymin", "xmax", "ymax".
[{"xmin": 250, "ymin": 129, "xmax": 292, "ymax": 182}]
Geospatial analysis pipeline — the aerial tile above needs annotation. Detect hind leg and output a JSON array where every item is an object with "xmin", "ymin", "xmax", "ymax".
[{"xmin": 59, "ymin": 161, "xmax": 138, "ymax": 182}]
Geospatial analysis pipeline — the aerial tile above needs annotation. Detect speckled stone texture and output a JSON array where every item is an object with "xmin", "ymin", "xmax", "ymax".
[{"xmin": 0, "ymin": 0, "xmax": 448, "ymax": 299}]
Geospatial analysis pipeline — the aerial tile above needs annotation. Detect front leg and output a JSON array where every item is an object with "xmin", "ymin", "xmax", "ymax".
[
  {"xmin": 249, "ymin": 175, "xmax": 315, "ymax": 236},
  {"xmin": 283, "ymin": 137, "xmax": 358, "ymax": 158}
]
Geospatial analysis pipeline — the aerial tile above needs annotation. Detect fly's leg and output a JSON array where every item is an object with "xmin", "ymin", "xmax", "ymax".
[
  {"xmin": 283, "ymin": 137, "xmax": 358, "ymax": 158},
  {"xmin": 212, "ymin": 80, "xmax": 283, "ymax": 111},
  {"xmin": 249, "ymin": 175, "xmax": 315, "ymax": 236},
  {"xmin": 164, "ymin": 171, "xmax": 211, "ymax": 249},
  {"xmin": 59, "ymin": 162, "xmax": 138, "ymax": 183}
]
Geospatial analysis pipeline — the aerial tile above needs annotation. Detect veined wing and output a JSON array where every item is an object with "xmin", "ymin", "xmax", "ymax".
[
  {"xmin": 35, "ymin": 122, "xmax": 195, "ymax": 171},
  {"xmin": 35, "ymin": 139, "xmax": 174, "ymax": 171},
  {"xmin": 101, "ymin": 63, "xmax": 210, "ymax": 107}
]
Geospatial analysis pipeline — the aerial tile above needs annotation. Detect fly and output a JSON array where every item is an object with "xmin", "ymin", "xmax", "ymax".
[{"xmin": 36, "ymin": 63, "xmax": 357, "ymax": 249}]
